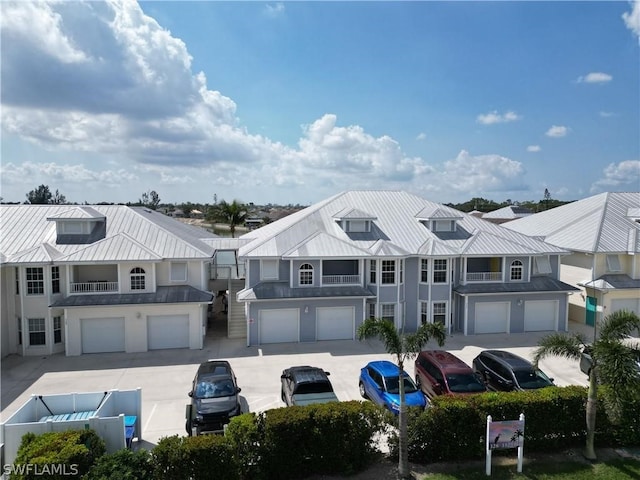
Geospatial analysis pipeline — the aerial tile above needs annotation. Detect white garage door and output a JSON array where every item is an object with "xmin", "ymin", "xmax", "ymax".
[
  {"xmin": 317, "ymin": 306, "xmax": 354, "ymax": 341},
  {"xmin": 81, "ymin": 317, "xmax": 125, "ymax": 354},
  {"xmin": 611, "ymin": 299, "xmax": 640, "ymax": 316},
  {"xmin": 524, "ymin": 300, "xmax": 558, "ymax": 331},
  {"xmin": 148, "ymin": 315, "xmax": 190, "ymax": 350},
  {"xmin": 474, "ymin": 302, "xmax": 509, "ymax": 334},
  {"xmin": 259, "ymin": 309, "xmax": 299, "ymax": 344}
]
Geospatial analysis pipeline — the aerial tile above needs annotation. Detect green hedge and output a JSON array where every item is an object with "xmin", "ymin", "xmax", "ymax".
[
  {"xmin": 151, "ymin": 434, "xmax": 238, "ymax": 480},
  {"xmin": 10, "ymin": 429, "xmax": 105, "ymax": 480},
  {"xmin": 84, "ymin": 448, "xmax": 154, "ymax": 480},
  {"xmin": 404, "ymin": 385, "xmax": 640, "ymax": 464},
  {"xmin": 226, "ymin": 400, "xmax": 387, "ymax": 480}
]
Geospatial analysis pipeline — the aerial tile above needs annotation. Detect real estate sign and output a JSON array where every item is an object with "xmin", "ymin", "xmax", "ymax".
[{"xmin": 485, "ymin": 414, "xmax": 525, "ymax": 476}]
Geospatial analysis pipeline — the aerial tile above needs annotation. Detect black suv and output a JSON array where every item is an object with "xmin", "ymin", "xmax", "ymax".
[
  {"xmin": 472, "ymin": 350, "xmax": 554, "ymax": 392},
  {"xmin": 186, "ymin": 360, "xmax": 242, "ymax": 435},
  {"xmin": 281, "ymin": 366, "xmax": 339, "ymax": 406}
]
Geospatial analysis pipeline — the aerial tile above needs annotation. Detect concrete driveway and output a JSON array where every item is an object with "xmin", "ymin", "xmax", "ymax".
[{"xmin": 1, "ymin": 322, "xmax": 592, "ymax": 448}]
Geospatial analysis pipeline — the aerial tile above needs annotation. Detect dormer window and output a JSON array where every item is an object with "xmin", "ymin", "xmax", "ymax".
[
  {"xmin": 433, "ymin": 220, "xmax": 453, "ymax": 232},
  {"xmin": 47, "ymin": 207, "xmax": 106, "ymax": 245},
  {"xmin": 606, "ymin": 254, "xmax": 622, "ymax": 272},
  {"xmin": 333, "ymin": 207, "xmax": 376, "ymax": 233},
  {"xmin": 415, "ymin": 206, "xmax": 462, "ymax": 233}
]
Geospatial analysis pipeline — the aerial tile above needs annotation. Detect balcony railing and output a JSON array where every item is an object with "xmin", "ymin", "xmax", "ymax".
[
  {"xmin": 466, "ymin": 272, "xmax": 502, "ymax": 282},
  {"xmin": 322, "ymin": 275, "xmax": 361, "ymax": 285},
  {"xmin": 70, "ymin": 281, "xmax": 119, "ymax": 294}
]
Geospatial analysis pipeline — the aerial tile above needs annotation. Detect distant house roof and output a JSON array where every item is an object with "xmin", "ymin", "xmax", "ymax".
[
  {"xmin": 482, "ymin": 205, "xmax": 533, "ymax": 220},
  {"xmin": 238, "ymin": 191, "xmax": 567, "ymax": 259},
  {"xmin": 504, "ymin": 192, "xmax": 640, "ymax": 254},
  {"xmin": 0, "ymin": 205, "xmax": 219, "ymax": 265}
]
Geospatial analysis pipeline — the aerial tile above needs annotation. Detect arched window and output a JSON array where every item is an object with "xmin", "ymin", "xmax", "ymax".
[
  {"xmin": 510, "ymin": 260, "xmax": 523, "ymax": 281},
  {"xmin": 130, "ymin": 267, "xmax": 146, "ymax": 290},
  {"xmin": 299, "ymin": 264, "xmax": 313, "ymax": 286}
]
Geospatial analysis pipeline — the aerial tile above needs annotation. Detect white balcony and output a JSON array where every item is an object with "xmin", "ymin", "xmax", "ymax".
[
  {"xmin": 466, "ymin": 272, "xmax": 502, "ymax": 282},
  {"xmin": 70, "ymin": 281, "xmax": 119, "ymax": 294},
  {"xmin": 322, "ymin": 275, "xmax": 361, "ymax": 285}
]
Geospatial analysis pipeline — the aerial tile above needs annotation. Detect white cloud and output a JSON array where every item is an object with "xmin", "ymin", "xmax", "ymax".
[
  {"xmin": 476, "ymin": 110, "xmax": 521, "ymax": 125},
  {"xmin": 599, "ymin": 111, "xmax": 615, "ymax": 117},
  {"xmin": 0, "ymin": 161, "xmax": 139, "ymax": 186},
  {"xmin": 416, "ymin": 132, "xmax": 427, "ymax": 141},
  {"xmin": 545, "ymin": 125, "xmax": 568, "ymax": 138},
  {"xmin": 265, "ymin": 2, "xmax": 285, "ymax": 17},
  {"xmin": 622, "ymin": 0, "xmax": 640, "ymax": 41},
  {"xmin": 590, "ymin": 160, "xmax": 640, "ymax": 192},
  {"xmin": 576, "ymin": 72, "xmax": 613, "ymax": 83},
  {"xmin": 527, "ymin": 145, "xmax": 541, "ymax": 152}
]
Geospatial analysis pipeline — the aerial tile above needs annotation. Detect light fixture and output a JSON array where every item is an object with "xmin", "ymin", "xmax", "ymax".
[
  {"xmin": 304, "ymin": 306, "xmax": 309, "ymax": 314},
  {"xmin": 517, "ymin": 299, "xmax": 523, "ymax": 307}
]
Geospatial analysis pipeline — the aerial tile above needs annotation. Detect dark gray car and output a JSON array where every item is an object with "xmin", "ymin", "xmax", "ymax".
[
  {"xmin": 472, "ymin": 350, "xmax": 554, "ymax": 392},
  {"xmin": 186, "ymin": 360, "xmax": 242, "ymax": 435}
]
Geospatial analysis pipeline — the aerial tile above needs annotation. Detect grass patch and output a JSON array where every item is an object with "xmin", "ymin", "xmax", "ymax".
[{"xmin": 419, "ymin": 458, "xmax": 640, "ymax": 479}]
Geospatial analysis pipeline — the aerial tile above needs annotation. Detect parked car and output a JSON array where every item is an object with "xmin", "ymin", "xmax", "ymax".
[
  {"xmin": 359, "ymin": 360, "xmax": 427, "ymax": 414},
  {"xmin": 472, "ymin": 350, "xmax": 554, "ymax": 392},
  {"xmin": 415, "ymin": 350, "xmax": 487, "ymax": 398},
  {"xmin": 185, "ymin": 360, "xmax": 242, "ymax": 435},
  {"xmin": 280, "ymin": 366, "xmax": 339, "ymax": 406}
]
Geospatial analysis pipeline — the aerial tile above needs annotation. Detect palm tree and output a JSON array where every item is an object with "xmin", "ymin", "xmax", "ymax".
[
  {"xmin": 208, "ymin": 200, "xmax": 248, "ymax": 237},
  {"xmin": 357, "ymin": 318, "xmax": 446, "ymax": 479},
  {"xmin": 533, "ymin": 309, "xmax": 640, "ymax": 460}
]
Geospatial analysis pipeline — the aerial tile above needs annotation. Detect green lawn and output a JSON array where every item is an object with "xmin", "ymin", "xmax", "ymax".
[{"xmin": 419, "ymin": 458, "xmax": 640, "ymax": 479}]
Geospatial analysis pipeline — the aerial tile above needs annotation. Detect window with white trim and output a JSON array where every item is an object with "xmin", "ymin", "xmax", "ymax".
[
  {"xmin": 399, "ymin": 259, "xmax": 404, "ymax": 284},
  {"xmin": 381, "ymin": 304, "xmax": 395, "ymax": 324},
  {"xmin": 17, "ymin": 318, "xmax": 22, "ymax": 345},
  {"xmin": 432, "ymin": 302, "xmax": 446, "ymax": 325},
  {"xmin": 534, "ymin": 256, "xmax": 552, "ymax": 274},
  {"xmin": 130, "ymin": 267, "xmax": 146, "ymax": 290},
  {"xmin": 26, "ymin": 267, "xmax": 44, "ymax": 295},
  {"xmin": 606, "ymin": 255, "xmax": 622, "ymax": 272},
  {"xmin": 299, "ymin": 263, "xmax": 313, "ymax": 285},
  {"xmin": 170, "ymin": 262, "xmax": 187, "ymax": 282},
  {"xmin": 15, "ymin": 269, "xmax": 19, "ymax": 295},
  {"xmin": 433, "ymin": 259, "xmax": 447, "ymax": 283},
  {"xmin": 369, "ymin": 260, "xmax": 377, "ymax": 284},
  {"xmin": 51, "ymin": 266, "xmax": 60, "ymax": 294},
  {"xmin": 434, "ymin": 220, "xmax": 452, "ymax": 232},
  {"xmin": 368, "ymin": 303, "xmax": 376, "ymax": 319},
  {"xmin": 420, "ymin": 301, "xmax": 429, "ymax": 324},
  {"xmin": 420, "ymin": 259, "xmax": 429, "ymax": 283},
  {"xmin": 261, "ymin": 260, "xmax": 279, "ymax": 280},
  {"xmin": 510, "ymin": 260, "xmax": 523, "ymax": 281},
  {"xmin": 53, "ymin": 316, "xmax": 62, "ymax": 344},
  {"xmin": 28, "ymin": 318, "xmax": 46, "ymax": 346},
  {"xmin": 381, "ymin": 260, "xmax": 395, "ymax": 284}
]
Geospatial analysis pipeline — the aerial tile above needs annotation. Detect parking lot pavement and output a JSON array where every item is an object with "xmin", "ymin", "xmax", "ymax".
[{"xmin": 1, "ymin": 322, "xmax": 592, "ymax": 447}]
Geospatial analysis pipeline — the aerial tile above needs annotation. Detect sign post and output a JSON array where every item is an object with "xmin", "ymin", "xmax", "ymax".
[{"xmin": 486, "ymin": 413, "xmax": 525, "ymax": 476}]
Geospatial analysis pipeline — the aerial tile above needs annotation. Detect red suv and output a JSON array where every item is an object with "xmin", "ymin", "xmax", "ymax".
[{"xmin": 415, "ymin": 350, "xmax": 487, "ymax": 398}]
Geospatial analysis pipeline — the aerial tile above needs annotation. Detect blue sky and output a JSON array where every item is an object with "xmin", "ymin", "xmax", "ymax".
[{"xmin": 1, "ymin": 1, "xmax": 639, "ymax": 206}]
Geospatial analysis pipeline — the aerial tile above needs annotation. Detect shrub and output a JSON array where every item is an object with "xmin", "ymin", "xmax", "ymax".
[
  {"xmin": 10, "ymin": 429, "xmax": 105, "ymax": 480},
  {"xmin": 151, "ymin": 434, "xmax": 238, "ymax": 480},
  {"xmin": 84, "ymin": 448, "xmax": 154, "ymax": 480}
]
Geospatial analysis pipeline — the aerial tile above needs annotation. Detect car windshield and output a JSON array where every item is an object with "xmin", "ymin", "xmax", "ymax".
[
  {"xmin": 194, "ymin": 378, "xmax": 235, "ymax": 399},
  {"xmin": 294, "ymin": 382, "xmax": 333, "ymax": 395},
  {"xmin": 385, "ymin": 375, "xmax": 418, "ymax": 394},
  {"xmin": 445, "ymin": 373, "xmax": 486, "ymax": 393},
  {"xmin": 514, "ymin": 369, "xmax": 553, "ymax": 389}
]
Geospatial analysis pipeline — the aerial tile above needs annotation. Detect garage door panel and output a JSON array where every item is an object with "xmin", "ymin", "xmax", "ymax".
[
  {"xmin": 611, "ymin": 299, "xmax": 640, "ymax": 316},
  {"xmin": 148, "ymin": 315, "xmax": 189, "ymax": 350},
  {"xmin": 524, "ymin": 301, "xmax": 558, "ymax": 332},
  {"xmin": 474, "ymin": 302, "xmax": 509, "ymax": 334},
  {"xmin": 82, "ymin": 318, "xmax": 125, "ymax": 354},
  {"xmin": 317, "ymin": 307, "xmax": 354, "ymax": 341},
  {"xmin": 259, "ymin": 309, "xmax": 299, "ymax": 344}
]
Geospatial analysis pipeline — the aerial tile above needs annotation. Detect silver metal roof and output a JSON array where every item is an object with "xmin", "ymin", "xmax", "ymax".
[
  {"xmin": 504, "ymin": 192, "xmax": 640, "ymax": 254},
  {"xmin": 482, "ymin": 205, "xmax": 533, "ymax": 219},
  {"xmin": 239, "ymin": 190, "xmax": 568, "ymax": 259},
  {"xmin": 0, "ymin": 205, "xmax": 219, "ymax": 265}
]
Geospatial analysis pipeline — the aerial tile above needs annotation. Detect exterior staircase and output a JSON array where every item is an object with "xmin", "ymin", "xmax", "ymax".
[{"xmin": 227, "ymin": 279, "xmax": 246, "ymax": 339}]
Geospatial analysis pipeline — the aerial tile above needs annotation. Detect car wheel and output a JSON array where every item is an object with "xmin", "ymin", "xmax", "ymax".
[{"xmin": 359, "ymin": 381, "xmax": 368, "ymax": 399}]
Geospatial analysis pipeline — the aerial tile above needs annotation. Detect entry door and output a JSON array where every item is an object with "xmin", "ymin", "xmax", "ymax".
[{"xmin": 586, "ymin": 296, "xmax": 597, "ymax": 327}]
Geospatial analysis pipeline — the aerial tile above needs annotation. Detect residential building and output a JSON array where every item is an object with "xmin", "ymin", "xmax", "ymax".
[
  {"xmin": 236, "ymin": 191, "xmax": 578, "ymax": 345},
  {"xmin": 0, "ymin": 205, "xmax": 244, "ymax": 357},
  {"xmin": 505, "ymin": 192, "xmax": 640, "ymax": 326},
  {"xmin": 481, "ymin": 205, "xmax": 533, "ymax": 224}
]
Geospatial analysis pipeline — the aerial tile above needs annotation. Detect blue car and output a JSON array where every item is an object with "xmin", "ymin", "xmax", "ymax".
[{"xmin": 359, "ymin": 360, "xmax": 427, "ymax": 414}]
